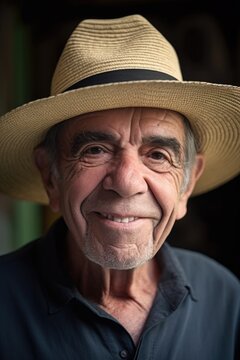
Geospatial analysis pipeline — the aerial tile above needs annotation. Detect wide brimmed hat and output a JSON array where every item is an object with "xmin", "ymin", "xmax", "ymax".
[{"xmin": 0, "ymin": 14, "xmax": 240, "ymax": 204}]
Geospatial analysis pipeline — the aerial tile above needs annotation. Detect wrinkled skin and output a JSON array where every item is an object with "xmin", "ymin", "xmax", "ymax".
[{"xmin": 35, "ymin": 107, "xmax": 204, "ymax": 343}]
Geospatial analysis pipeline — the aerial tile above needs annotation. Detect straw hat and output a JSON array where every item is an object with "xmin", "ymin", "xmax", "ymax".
[{"xmin": 0, "ymin": 14, "xmax": 240, "ymax": 204}]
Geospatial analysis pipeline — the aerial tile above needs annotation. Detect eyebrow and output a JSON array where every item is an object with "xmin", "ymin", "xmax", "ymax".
[
  {"xmin": 71, "ymin": 131, "xmax": 116, "ymax": 155},
  {"xmin": 70, "ymin": 131, "xmax": 182, "ymax": 160},
  {"xmin": 142, "ymin": 135, "xmax": 182, "ymax": 161}
]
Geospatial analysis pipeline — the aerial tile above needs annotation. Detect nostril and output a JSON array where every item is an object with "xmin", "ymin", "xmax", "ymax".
[{"xmin": 102, "ymin": 170, "xmax": 148, "ymax": 198}]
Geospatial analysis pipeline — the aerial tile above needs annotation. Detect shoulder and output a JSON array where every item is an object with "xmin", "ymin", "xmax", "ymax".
[
  {"xmin": 0, "ymin": 239, "xmax": 39, "ymax": 284},
  {"xmin": 0, "ymin": 239, "xmax": 45, "ymax": 315},
  {"xmin": 172, "ymin": 246, "xmax": 240, "ymax": 298},
  {"xmin": 172, "ymin": 246, "xmax": 239, "ymax": 277}
]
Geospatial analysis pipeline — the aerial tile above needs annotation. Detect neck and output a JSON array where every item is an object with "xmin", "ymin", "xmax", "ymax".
[
  {"xmin": 65, "ymin": 232, "xmax": 161, "ymax": 304},
  {"xmin": 65, "ymin": 231, "xmax": 161, "ymax": 345}
]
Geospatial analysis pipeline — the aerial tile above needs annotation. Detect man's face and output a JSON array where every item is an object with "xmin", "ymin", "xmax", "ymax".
[{"xmin": 43, "ymin": 108, "xmax": 196, "ymax": 269}]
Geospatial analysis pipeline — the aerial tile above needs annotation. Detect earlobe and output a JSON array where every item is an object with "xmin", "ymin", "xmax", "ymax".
[
  {"xmin": 34, "ymin": 147, "xmax": 60, "ymax": 212},
  {"xmin": 176, "ymin": 154, "xmax": 205, "ymax": 220}
]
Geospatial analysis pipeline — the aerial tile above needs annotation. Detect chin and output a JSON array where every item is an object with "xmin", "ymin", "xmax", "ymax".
[{"xmin": 85, "ymin": 249, "xmax": 154, "ymax": 270}]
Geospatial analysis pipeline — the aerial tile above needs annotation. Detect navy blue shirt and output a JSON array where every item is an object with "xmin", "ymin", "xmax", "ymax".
[{"xmin": 0, "ymin": 218, "xmax": 239, "ymax": 360}]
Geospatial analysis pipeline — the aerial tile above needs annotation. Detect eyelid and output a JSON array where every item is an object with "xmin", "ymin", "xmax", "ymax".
[
  {"xmin": 142, "ymin": 136, "xmax": 182, "ymax": 161},
  {"xmin": 143, "ymin": 145, "xmax": 173, "ymax": 159},
  {"xmin": 78, "ymin": 143, "xmax": 114, "ymax": 156},
  {"xmin": 71, "ymin": 132, "xmax": 116, "ymax": 156},
  {"xmin": 142, "ymin": 145, "xmax": 184, "ymax": 172}
]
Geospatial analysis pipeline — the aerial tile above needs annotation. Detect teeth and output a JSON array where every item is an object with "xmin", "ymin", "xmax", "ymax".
[{"xmin": 102, "ymin": 213, "xmax": 137, "ymax": 223}]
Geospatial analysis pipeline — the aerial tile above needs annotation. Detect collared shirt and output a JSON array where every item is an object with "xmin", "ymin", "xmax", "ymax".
[{"xmin": 0, "ymin": 218, "xmax": 239, "ymax": 360}]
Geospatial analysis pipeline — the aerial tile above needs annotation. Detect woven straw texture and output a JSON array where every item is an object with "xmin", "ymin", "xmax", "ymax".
[{"xmin": 0, "ymin": 14, "xmax": 240, "ymax": 204}]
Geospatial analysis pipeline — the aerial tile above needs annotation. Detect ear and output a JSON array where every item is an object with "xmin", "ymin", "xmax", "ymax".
[
  {"xmin": 34, "ymin": 147, "xmax": 61, "ymax": 213},
  {"xmin": 176, "ymin": 154, "xmax": 205, "ymax": 220}
]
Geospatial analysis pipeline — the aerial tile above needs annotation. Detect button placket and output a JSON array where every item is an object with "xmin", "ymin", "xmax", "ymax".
[{"xmin": 119, "ymin": 349, "xmax": 129, "ymax": 358}]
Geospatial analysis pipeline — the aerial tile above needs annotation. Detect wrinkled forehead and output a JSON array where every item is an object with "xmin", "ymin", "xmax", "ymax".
[{"xmin": 57, "ymin": 107, "xmax": 187, "ymax": 139}]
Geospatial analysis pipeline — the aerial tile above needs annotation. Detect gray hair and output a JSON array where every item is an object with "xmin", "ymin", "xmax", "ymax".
[
  {"xmin": 181, "ymin": 116, "xmax": 198, "ymax": 192},
  {"xmin": 36, "ymin": 121, "xmax": 65, "ymax": 180}
]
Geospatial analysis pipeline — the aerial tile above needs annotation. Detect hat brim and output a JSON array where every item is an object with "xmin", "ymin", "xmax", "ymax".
[{"xmin": 0, "ymin": 79, "xmax": 240, "ymax": 204}]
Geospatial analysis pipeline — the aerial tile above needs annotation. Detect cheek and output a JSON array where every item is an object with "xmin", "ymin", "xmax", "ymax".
[
  {"xmin": 60, "ymin": 167, "xmax": 106, "ymax": 219},
  {"xmin": 147, "ymin": 171, "xmax": 182, "ymax": 212},
  {"xmin": 146, "ymin": 172, "xmax": 183, "ymax": 244}
]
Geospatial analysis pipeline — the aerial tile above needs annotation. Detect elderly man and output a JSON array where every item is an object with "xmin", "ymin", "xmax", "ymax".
[{"xmin": 0, "ymin": 15, "xmax": 239, "ymax": 359}]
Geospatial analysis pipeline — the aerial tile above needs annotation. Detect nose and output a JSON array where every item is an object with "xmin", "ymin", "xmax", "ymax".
[{"xmin": 102, "ymin": 151, "xmax": 148, "ymax": 197}]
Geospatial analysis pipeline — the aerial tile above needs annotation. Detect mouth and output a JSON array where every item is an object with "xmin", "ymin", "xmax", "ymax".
[{"xmin": 98, "ymin": 212, "xmax": 139, "ymax": 223}]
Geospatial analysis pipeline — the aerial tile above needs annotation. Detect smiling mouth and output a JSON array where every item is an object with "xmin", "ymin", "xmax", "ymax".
[{"xmin": 99, "ymin": 212, "xmax": 138, "ymax": 223}]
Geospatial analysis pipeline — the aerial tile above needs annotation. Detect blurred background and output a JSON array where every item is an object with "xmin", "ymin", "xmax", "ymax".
[{"xmin": 0, "ymin": 0, "xmax": 239, "ymax": 278}]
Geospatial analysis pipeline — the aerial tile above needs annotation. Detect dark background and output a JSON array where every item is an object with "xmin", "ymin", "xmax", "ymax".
[{"xmin": 0, "ymin": 0, "xmax": 239, "ymax": 278}]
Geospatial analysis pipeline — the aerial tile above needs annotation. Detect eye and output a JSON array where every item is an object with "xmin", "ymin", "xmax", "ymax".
[
  {"xmin": 82, "ymin": 145, "xmax": 106, "ymax": 155},
  {"xmin": 148, "ymin": 150, "xmax": 167, "ymax": 161},
  {"xmin": 144, "ymin": 148, "xmax": 173, "ymax": 172},
  {"xmin": 76, "ymin": 144, "xmax": 113, "ymax": 166}
]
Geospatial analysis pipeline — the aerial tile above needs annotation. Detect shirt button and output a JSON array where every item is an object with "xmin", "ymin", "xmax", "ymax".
[{"xmin": 119, "ymin": 349, "xmax": 128, "ymax": 358}]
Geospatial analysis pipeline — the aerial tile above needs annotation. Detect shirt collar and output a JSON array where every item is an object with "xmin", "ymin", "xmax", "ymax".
[{"xmin": 156, "ymin": 244, "xmax": 198, "ymax": 308}]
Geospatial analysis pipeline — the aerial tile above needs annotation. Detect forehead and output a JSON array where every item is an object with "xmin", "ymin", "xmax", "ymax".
[{"xmin": 59, "ymin": 107, "xmax": 186, "ymax": 140}]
